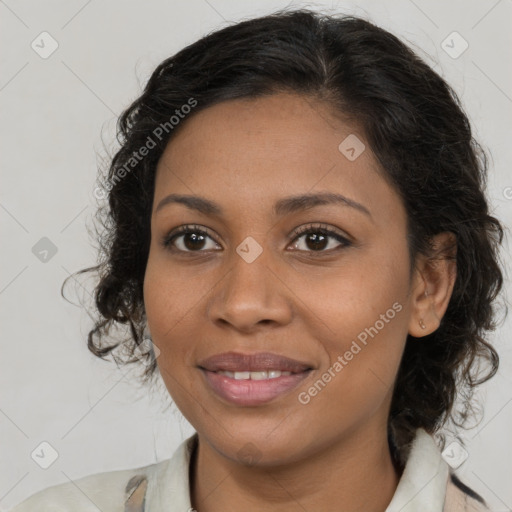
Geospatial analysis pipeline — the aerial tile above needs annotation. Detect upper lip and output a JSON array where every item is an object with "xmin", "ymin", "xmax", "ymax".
[{"xmin": 198, "ymin": 352, "xmax": 312, "ymax": 373}]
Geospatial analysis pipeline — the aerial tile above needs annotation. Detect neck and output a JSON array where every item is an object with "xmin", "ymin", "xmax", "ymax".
[{"xmin": 189, "ymin": 425, "xmax": 403, "ymax": 512}]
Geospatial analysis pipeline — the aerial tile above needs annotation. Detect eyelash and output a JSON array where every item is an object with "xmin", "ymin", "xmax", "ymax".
[{"xmin": 161, "ymin": 223, "xmax": 352, "ymax": 256}]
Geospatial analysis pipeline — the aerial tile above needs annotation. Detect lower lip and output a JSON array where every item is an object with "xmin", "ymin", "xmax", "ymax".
[{"xmin": 201, "ymin": 369, "xmax": 311, "ymax": 406}]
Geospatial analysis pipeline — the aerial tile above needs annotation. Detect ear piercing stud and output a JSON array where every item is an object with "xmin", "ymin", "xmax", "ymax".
[{"xmin": 419, "ymin": 319, "xmax": 426, "ymax": 330}]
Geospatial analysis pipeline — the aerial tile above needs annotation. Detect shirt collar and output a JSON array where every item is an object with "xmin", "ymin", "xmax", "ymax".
[
  {"xmin": 146, "ymin": 427, "xmax": 448, "ymax": 511},
  {"xmin": 145, "ymin": 433, "xmax": 196, "ymax": 510},
  {"xmin": 385, "ymin": 428, "xmax": 449, "ymax": 511}
]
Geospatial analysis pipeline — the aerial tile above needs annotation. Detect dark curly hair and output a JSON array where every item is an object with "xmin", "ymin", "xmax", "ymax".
[{"xmin": 63, "ymin": 8, "xmax": 506, "ymax": 467}]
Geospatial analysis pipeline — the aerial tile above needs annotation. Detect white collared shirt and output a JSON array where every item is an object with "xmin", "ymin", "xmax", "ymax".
[{"xmin": 9, "ymin": 427, "xmax": 489, "ymax": 511}]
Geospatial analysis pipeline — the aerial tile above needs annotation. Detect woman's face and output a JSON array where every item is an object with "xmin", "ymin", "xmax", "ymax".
[{"xmin": 144, "ymin": 92, "xmax": 422, "ymax": 465}]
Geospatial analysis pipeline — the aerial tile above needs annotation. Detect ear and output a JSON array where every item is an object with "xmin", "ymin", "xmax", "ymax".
[{"xmin": 408, "ymin": 232, "xmax": 457, "ymax": 337}]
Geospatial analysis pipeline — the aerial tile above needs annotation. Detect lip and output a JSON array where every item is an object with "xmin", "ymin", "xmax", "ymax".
[
  {"xmin": 198, "ymin": 351, "xmax": 312, "ymax": 373},
  {"xmin": 198, "ymin": 352, "xmax": 313, "ymax": 406}
]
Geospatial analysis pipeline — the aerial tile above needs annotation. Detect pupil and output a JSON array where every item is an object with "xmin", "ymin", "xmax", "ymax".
[
  {"xmin": 185, "ymin": 233, "xmax": 206, "ymax": 250},
  {"xmin": 307, "ymin": 233, "xmax": 327, "ymax": 250}
]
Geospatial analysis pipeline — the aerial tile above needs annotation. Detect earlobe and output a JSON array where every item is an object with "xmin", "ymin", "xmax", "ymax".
[{"xmin": 408, "ymin": 232, "xmax": 457, "ymax": 338}]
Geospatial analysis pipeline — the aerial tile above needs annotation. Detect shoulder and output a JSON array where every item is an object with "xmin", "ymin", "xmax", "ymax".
[
  {"xmin": 8, "ymin": 459, "xmax": 168, "ymax": 512},
  {"xmin": 444, "ymin": 472, "xmax": 490, "ymax": 512}
]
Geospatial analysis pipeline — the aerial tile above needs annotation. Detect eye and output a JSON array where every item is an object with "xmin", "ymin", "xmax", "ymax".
[
  {"xmin": 162, "ymin": 224, "xmax": 220, "ymax": 253},
  {"xmin": 161, "ymin": 223, "xmax": 353, "ymax": 255},
  {"xmin": 289, "ymin": 223, "xmax": 352, "ymax": 254}
]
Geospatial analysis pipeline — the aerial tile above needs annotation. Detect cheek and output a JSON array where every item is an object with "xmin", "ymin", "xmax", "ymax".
[
  {"xmin": 142, "ymin": 252, "xmax": 218, "ymax": 396},
  {"xmin": 143, "ymin": 250, "xmax": 203, "ymax": 337},
  {"xmin": 304, "ymin": 245, "xmax": 410, "ymax": 392},
  {"xmin": 296, "ymin": 293, "xmax": 408, "ymax": 433},
  {"xmin": 143, "ymin": 258, "xmax": 201, "ymax": 410}
]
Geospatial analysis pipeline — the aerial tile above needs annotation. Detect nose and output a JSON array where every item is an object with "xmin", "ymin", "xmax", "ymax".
[{"xmin": 206, "ymin": 243, "xmax": 293, "ymax": 333}]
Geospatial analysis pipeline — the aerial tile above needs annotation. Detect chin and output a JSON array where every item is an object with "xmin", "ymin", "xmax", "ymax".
[{"xmin": 199, "ymin": 420, "xmax": 318, "ymax": 468}]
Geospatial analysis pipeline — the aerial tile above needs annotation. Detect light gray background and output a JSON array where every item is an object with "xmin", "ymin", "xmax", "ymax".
[{"xmin": 1, "ymin": 0, "xmax": 511, "ymax": 510}]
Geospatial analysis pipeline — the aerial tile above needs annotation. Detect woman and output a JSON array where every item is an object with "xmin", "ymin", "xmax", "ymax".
[{"xmin": 10, "ymin": 8, "xmax": 505, "ymax": 512}]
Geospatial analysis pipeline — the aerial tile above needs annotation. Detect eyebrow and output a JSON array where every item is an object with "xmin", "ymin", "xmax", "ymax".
[{"xmin": 155, "ymin": 192, "xmax": 372, "ymax": 218}]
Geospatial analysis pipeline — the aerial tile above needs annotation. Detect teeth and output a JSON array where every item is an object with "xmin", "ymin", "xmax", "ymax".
[
  {"xmin": 250, "ymin": 371, "xmax": 269, "ymax": 380},
  {"xmin": 217, "ymin": 370, "xmax": 292, "ymax": 380}
]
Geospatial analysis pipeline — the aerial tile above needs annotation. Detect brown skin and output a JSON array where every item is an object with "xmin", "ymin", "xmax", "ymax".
[{"xmin": 143, "ymin": 92, "xmax": 456, "ymax": 512}]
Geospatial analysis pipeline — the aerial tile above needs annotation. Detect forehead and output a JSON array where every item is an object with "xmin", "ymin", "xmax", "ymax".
[{"xmin": 153, "ymin": 92, "xmax": 403, "ymax": 223}]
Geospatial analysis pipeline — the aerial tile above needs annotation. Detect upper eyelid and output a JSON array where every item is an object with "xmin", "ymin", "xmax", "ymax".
[{"xmin": 293, "ymin": 223, "xmax": 349, "ymax": 238}]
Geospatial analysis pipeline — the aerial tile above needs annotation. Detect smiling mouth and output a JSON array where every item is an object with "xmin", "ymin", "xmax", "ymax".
[
  {"xmin": 200, "ymin": 367, "xmax": 312, "ymax": 406},
  {"xmin": 197, "ymin": 351, "xmax": 314, "ymax": 406}
]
